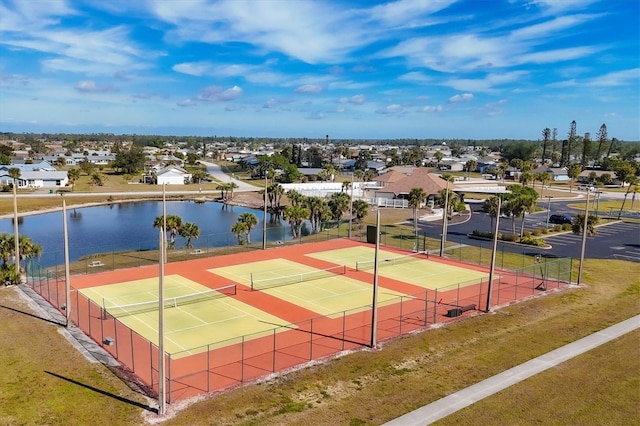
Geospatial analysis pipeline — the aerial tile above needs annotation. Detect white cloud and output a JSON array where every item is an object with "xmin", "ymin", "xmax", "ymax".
[
  {"xmin": 422, "ymin": 105, "xmax": 443, "ymax": 113},
  {"xmin": 586, "ymin": 68, "xmax": 640, "ymax": 87},
  {"xmin": 295, "ymin": 84, "xmax": 323, "ymax": 94},
  {"xmin": 196, "ymin": 85, "xmax": 243, "ymax": 102},
  {"xmin": 449, "ymin": 93, "xmax": 474, "ymax": 103},
  {"xmin": 376, "ymin": 104, "xmax": 404, "ymax": 115},
  {"xmin": 75, "ymin": 80, "xmax": 114, "ymax": 93},
  {"xmin": 339, "ymin": 94, "xmax": 366, "ymax": 105},
  {"xmin": 153, "ymin": 0, "xmax": 372, "ymax": 64},
  {"xmin": 399, "ymin": 72, "xmax": 431, "ymax": 83}
]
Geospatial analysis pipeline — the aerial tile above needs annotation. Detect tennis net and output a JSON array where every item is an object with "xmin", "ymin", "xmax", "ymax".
[
  {"xmin": 355, "ymin": 251, "xmax": 428, "ymax": 271},
  {"xmin": 102, "ymin": 284, "xmax": 236, "ymax": 318},
  {"xmin": 250, "ymin": 265, "xmax": 346, "ymax": 290}
]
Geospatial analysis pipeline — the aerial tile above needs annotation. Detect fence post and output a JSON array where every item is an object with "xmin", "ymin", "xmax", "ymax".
[
  {"xmin": 168, "ymin": 354, "xmax": 172, "ymax": 404},
  {"xmin": 423, "ymin": 289, "xmax": 428, "ymax": 327},
  {"xmin": 309, "ymin": 318, "xmax": 313, "ymax": 360},
  {"xmin": 433, "ymin": 288, "xmax": 438, "ymax": 324}
]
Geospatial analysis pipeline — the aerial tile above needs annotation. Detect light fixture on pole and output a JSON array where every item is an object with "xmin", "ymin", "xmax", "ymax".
[
  {"xmin": 577, "ymin": 191, "xmax": 590, "ymax": 286},
  {"xmin": 370, "ymin": 208, "xmax": 380, "ymax": 348},
  {"xmin": 262, "ymin": 173, "xmax": 268, "ymax": 250},
  {"xmin": 485, "ymin": 196, "xmax": 501, "ymax": 312},
  {"xmin": 62, "ymin": 193, "xmax": 71, "ymax": 328},
  {"xmin": 545, "ymin": 196, "xmax": 553, "ymax": 228}
]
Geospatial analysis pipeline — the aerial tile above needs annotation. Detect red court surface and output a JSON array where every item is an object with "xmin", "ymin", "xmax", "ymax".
[{"xmin": 26, "ymin": 239, "xmax": 570, "ymax": 403}]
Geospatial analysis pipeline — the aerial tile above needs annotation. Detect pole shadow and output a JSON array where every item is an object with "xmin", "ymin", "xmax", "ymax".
[
  {"xmin": 0, "ymin": 304, "xmax": 63, "ymax": 326},
  {"xmin": 45, "ymin": 371, "xmax": 157, "ymax": 413}
]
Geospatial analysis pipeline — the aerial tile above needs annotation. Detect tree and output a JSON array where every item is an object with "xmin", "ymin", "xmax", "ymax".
[
  {"xmin": 541, "ymin": 127, "xmax": 551, "ymax": 162},
  {"xmin": 408, "ymin": 187, "xmax": 427, "ymax": 239},
  {"xmin": 0, "ymin": 233, "xmax": 41, "ymax": 285},
  {"xmin": 618, "ymin": 175, "xmax": 639, "ymax": 218},
  {"xmin": 152, "ymin": 214, "xmax": 183, "ymax": 248},
  {"xmin": 283, "ymin": 205, "xmax": 309, "ymax": 238},
  {"xmin": 67, "ymin": 168, "xmax": 81, "ymax": 190},
  {"xmin": 567, "ymin": 164, "xmax": 582, "ymax": 193},
  {"xmin": 465, "ymin": 159, "xmax": 477, "ymax": 178},
  {"xmin": 179, "ymin": 222, "xmax": 200, "ymax": 248},
  {"xmin": 230, "ymin": 221, "xmax": 248, "ymax": 244},
  {"xmin": 79, "ymin": 158, "xmax": 94, "ymax": 176},
  {"xmin": 266, "ymin": 183, "xmax": 285, "ymax": 220},
  {"xmin": 504, "ymin": 185, "xmax": 538, "ymax": 239},
  {"xmin": 90, "ymin": 172, "xmax": 104, "ymax": 186},
  {"xmin": 571, "ymin": 214, "xmax": 598, "ymax": 236},
  {"xmin": 305, "ymin": 196, "xmax": 330, "ymax": 233},
  {"xmin": 286, "ymin": 189, "xmax": 304, "ymax": 207},
  {"xmin": 237, "ymin": 212, "xmax": 258, "ymax": 244},
  {"xmin": 483, "ymin": 196, "xmax": 501, "ymax": 234},
  {"xmin": 328, "ymin": 192, "xmax": 350, "ymax": 221},
  {"xmin": 434, "ymin": 150, "xmax": 444, "ymax": 167},
  {"xmin": 351, "ymin": 199, "xmax": 369, "ymax": 227},
  {"xmin": 113, "ymin": 145, "xmax": 146, "ymax": 174},
  {"xmin": 614, "ymin": 162, "xmax": 636, "ymax": 188},
  {"xmin": 594, "ymin": 123, "xmax": 608, "ymax": 162}
]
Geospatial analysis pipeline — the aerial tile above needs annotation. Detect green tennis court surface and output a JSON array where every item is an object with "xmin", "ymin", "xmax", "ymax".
[
  {"xmin": 210, "ymin": 258, "xmax": 407, "ymax": 318},
  {"xmin": 79, "ymin": 275, "xmax": 292, "ymax": 358},
  {"xmin": 307, "ymin": 247, "xmax": 490, "ymax": 290}
]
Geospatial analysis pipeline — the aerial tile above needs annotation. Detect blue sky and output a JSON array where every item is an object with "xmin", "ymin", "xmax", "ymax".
[{"xmin": 1, "ymin": 0, "xmax": 638, "ymax": 141}]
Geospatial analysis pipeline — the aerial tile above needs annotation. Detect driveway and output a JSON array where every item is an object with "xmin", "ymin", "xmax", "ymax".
[{"xmin": 199, "ymin": 161, "xmax": 258, "ymax": 192}]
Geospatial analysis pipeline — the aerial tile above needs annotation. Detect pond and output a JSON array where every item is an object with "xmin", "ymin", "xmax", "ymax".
[{"xmin": 0, "ymin": 201, "xmax": 296, "ymax": 267}]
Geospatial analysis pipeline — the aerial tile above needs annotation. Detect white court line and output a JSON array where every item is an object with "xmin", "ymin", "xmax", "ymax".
[{"xmin": 169, "ymin": 313, "xmax": 251, "ymax": 334}]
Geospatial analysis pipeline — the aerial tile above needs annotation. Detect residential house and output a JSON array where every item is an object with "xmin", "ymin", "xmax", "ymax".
[
  {"xmin": 155, "ymin": 166, "xmax": 192, "ymax": 185},
  {"xmin": 371, "ymin": 168, "xmax": 448, "ymax": 205}
]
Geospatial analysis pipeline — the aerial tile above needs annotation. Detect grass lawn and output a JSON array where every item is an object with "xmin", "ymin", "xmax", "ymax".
[{"xmin": 2, "ymin": 256, "xmax": 638, "ymax": 425}]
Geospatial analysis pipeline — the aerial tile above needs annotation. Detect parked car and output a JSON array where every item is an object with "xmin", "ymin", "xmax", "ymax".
[{"xmin": 549, "ymin": 214, "xmax": 573, "ymax": 225}]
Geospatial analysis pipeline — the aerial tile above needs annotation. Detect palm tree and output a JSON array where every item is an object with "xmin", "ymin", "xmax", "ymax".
[
  {"xmin": 238, "ymin": 212, "xmax": 258, "ymax": 244},
  {"xmin": 283, "ymin": 205, "xmax": 309, "ymax": 238},
  {"xmin": 483, "ymin": 196, "xmax": 501, "ymax": 234},
  {"xmin": 408, "ymin": 187, "xmax": 427, "ymax": 239},
  {"xmin": 286, "ymin": 189, "xmax": 304, "ymax": 207},
  {"xmin": 231, "ymin": 221, "xmax": 248, "ymax": 244},
  {"xmin": 179, "ymin": 222, "xmax": 200, "ymax": 248},
  {"xmin": 351, "ymin": 199, "xmax": 369, "ymax": 231},
  {"xmin": 67, "ymin": 168, "xmax": 81, "ymax": 191},
  {"xmin": 328, "ymin": 192, "xmax": 350, "ymax": 221},
  {"xmin": 572, "ymin": 213, "xmax": 598, "ymax": 236},
  {"xmin": 8, "ymin": 167, "xmax": 20, "ymax": 275},
  {"xmin": 227, "ymin": 182, "xmax": 239, "ymax": 200},
  {"xmin": 152, "ymin": 214, "xmax": 183, "ymax": 248}
]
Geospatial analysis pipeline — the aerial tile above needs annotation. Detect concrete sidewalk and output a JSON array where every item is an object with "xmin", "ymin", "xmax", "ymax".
[{"xmin": 385, "ymin": 315, "xmax": 640, "ymax": 426}]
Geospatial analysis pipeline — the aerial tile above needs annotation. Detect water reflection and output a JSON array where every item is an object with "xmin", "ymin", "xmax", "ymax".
[{"xmin": 0, "ymin": 200, "xmax": 294, "ymax": 267}]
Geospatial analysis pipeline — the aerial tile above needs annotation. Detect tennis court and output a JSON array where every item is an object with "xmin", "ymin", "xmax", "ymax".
[
  {"xmin": 307, "ymin": 246, "xmax": 490, "ymax": 290},
  {"xmin": 79, "ymin": 274, "xmax": 292, "ymax": 357},
  {"xmin": 210, "ymin": 258, "xmax": 407, "ymax": 318}
]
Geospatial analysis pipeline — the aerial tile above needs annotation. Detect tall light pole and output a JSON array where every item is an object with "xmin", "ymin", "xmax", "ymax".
[
  {"xmin": 11, "ymin": 172, "xmax": 19, "ymax": 276},
  {"xmin": 157, "ymin": 227, "xmax": 166, "ymax": 415},
  {"xmin": 162, "ymin": 183, "xmax": 167, "ymax": 263},
  {"xmin": 485, "ymin": 196, "xmax": 501, "ymax": 312},
  {"xmin": 545, "ymin": 196, "xmax": 553, "ymax": 228},
  {"xmin": 62, "ymin": 193, "xmax": 71, "ymax": 328},
  {"xmin": 348, "ymin": 172, "xmax": 354, "ymax": 238},
  {"xmin": 577, "ymin": 191, "xmax": 590, "ymax": 286},
  {"xmin": 370, "ymin": 208, "xmax": 380, "ymax": 348},
  {"xmin": 439, "ymin": 179, "xmax": 450, "ymax": 257},
  {"xmin": 262, "ymin": 173, "xmax": 268, "ymax": 250}
]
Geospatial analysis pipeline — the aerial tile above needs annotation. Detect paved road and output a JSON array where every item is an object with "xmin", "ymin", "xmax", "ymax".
[
  {"xmin": 419, "ymin": 193, "xmax": 640, "ymax": 261},
  {"xmin": 385, "ymin": 314, "xmax": 640, "ymax": 426}
]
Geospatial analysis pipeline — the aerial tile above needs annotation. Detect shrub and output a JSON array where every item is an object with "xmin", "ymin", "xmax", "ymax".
[
  {"xmin": 561, "ymin": 223, "xmax": 572, "ymax": 231},
  {"xmin": 541, "ymin": 228, "xmax": 549, "ymax": 234},
  {"xmin": 519, "ymin": 235, "xmax": 545, "ymax": 246},
  {"xmin": 523, "ymin": 231, "xmax": 532, "ymax": 238},
  {"xmin": 553, "ymin": 225, "xmax": 562, "ymax": 232},
  {"xmin": 501, "ymin": 233, "xmax": 518, "ymax": 242},
  {"xmin": 532, "ymin": 228, "xmax": 542, "ymax": 236}
]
